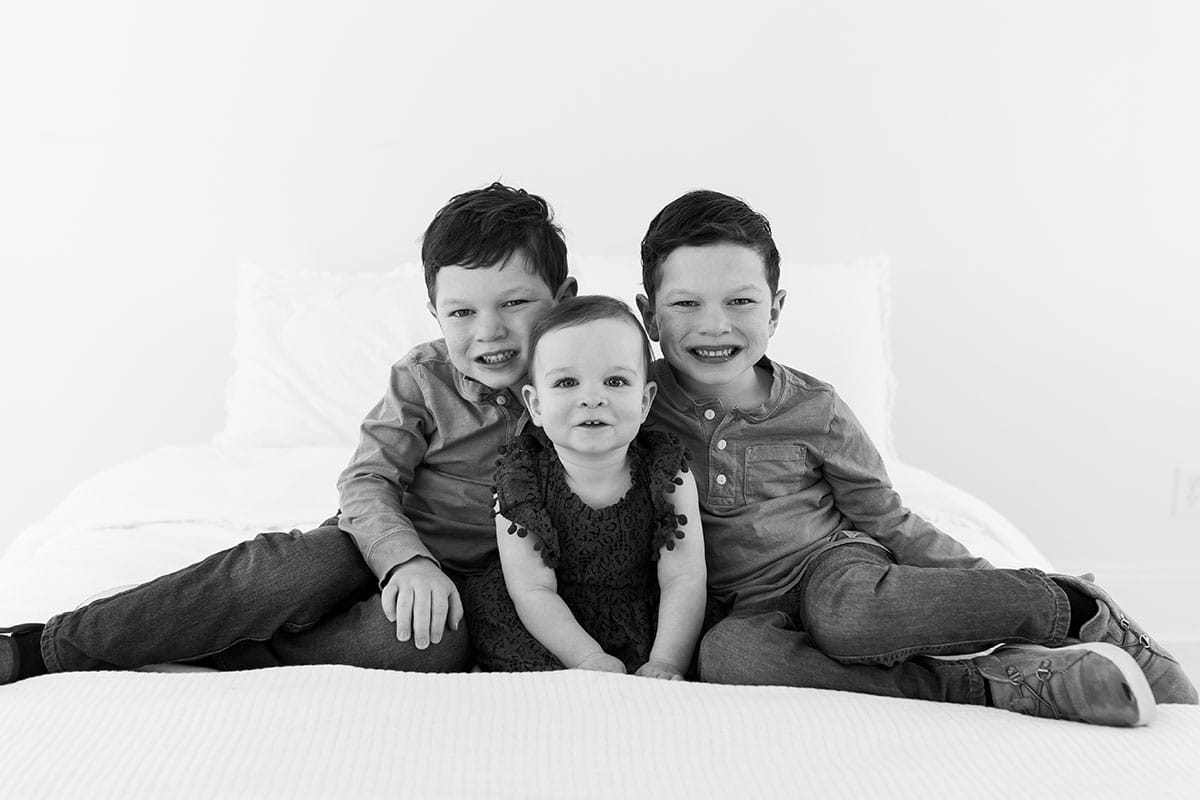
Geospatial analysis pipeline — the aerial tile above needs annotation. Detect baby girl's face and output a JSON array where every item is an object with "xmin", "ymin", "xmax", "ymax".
[{"xmin": 523, "ymin": 317, "xmax": 656, "ymax": 460}]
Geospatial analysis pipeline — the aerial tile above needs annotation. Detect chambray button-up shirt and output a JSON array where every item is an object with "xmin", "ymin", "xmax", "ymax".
[
  {"xmin": 645, "ymin": 358, "xmax": 990, "ymax": 609},
  {"xmin": 337, "ymin": 339, "xmax": 529, "ymax": 582}
]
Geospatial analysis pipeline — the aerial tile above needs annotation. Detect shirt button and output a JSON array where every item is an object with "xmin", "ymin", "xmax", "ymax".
[
  {"xmin": 717, "ymin": 439, "xmax": 727, "ymax": 450},
  {"xmin": 715, "ymin": 474, "xmax": 727, "ymax": 486},
  {"xmin": 703, "ymin": 409, "xmax": 716, "ymax": 420},
  {"xmin": 496, "ymin": 395, "xmax": 507, "ymax": 405}
]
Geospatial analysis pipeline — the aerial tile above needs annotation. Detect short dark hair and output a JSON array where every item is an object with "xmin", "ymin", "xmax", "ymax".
[
  {"xmin": 421, "ymin": 182, "xmax": 569, "ymax": 303},
  {"xmin": 639, "ymin": 189, "xmax": 780, "ymax": 303},
  {"xmin": 528, "ymin": 295, "xmax": 653, "ymax": 377}
]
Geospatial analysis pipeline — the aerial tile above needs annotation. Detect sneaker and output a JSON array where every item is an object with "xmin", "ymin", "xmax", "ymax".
[
  {"xmin": 1051, "ymin": 573, "xmax": 1199, "ymax": 705},
  {"xmin": 1, "ymin": 624, "xmax": 42, "ymax": 685},
  {"xmin": 974, "ymin": 642, "xmax": 1155, "ymax": 726}
]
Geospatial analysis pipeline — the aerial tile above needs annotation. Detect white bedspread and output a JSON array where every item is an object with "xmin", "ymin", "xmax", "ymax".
[
  {"xmin": 3, "ymin": 667, "xmax": 1198, "ymax": 799},
  {"xmin": 6, "ymin": 445, "xmax": 1196, "ymax": 799}
]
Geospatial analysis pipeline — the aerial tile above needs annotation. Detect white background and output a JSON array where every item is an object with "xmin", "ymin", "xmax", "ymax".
[{"xmin": 1, "ymin": 1, "xmax": 1198, "ymax": 581}]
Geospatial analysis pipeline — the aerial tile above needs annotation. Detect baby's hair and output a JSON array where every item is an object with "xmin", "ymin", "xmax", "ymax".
[
  {"xmin": 529, "ymin": 295, "xmax": 653, "ymax": 376},
  {"xmin": 639, "ymin": 189, "xmax": 780, "ymax": 303},
  {"xmin": 421, "ymin": 182, "xmax": 569, "ymax": 302}
]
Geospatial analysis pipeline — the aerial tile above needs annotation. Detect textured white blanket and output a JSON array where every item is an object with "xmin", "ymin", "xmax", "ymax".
[{"xmin": 3, "ymin": 667, "xmax": 1197, "ymax": 799}]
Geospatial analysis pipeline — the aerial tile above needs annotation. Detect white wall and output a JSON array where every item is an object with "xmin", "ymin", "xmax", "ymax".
[{"xmin": 2, "ymin": 2, "xmax": 1198, "ymax": 583}]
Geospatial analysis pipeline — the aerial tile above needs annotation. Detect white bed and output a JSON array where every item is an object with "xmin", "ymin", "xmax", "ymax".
[{"xmin": 2, "ymin": 257, "xmax": 1197, "ymax": 798}]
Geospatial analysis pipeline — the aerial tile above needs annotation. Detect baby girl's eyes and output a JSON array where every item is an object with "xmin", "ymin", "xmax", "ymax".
[
  {"xmin": 604, "ymin": 377, "xmax": 631, "ymax": 387},
  {"xmin": 552, "ymin": 377, "xmax": 579, "ymax": 388}
]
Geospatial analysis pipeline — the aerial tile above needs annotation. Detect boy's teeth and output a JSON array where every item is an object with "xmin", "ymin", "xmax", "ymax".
[
  {"xmin": 479, "ymin": 351, "xmax": 515, "ymax": 364},
  {"xmin": 695, "ymin": 347, "xmax": 735, "ymax": 357}
]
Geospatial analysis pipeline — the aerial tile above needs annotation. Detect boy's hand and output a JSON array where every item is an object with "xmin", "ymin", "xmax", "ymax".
[
  {"xmin": 575, "ymin": 651, "xmax": 626, "ymax": 674},
  {"xmin": 635, "ymin": 659, "xmax": 685, "ymax": 681},
  {"xmin": 381, "ymin": 557, "xmax": 463, "ymax": 649}
]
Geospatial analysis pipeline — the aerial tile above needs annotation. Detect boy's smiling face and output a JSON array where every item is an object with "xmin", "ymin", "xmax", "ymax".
[
  {"xmin": 428, "ymin": 251, "xmax": 573, "ymax": 391},
  {"xmin": 638, "ymin": 242, "xmax": 786, "ymax": 402}
]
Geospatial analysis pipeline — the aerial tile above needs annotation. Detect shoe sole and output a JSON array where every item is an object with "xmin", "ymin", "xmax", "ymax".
[{"xmin": 1003, "ymin": 641, "xmax": 1156, "ymax": 726}]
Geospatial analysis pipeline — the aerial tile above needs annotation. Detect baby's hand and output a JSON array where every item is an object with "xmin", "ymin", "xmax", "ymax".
[
  {"xmin": 635, "ymin": 659, "xmax": 684, "ymax": 681},
  {"xmin": 576, "ymin": 651, "xmax": 626, "ymax": 674}
]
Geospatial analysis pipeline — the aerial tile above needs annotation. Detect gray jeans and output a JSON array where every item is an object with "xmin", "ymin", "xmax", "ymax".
[
  {"xmin": 698, "ymin": 542, "xmax": 1071, "ymax": 704},
  {"xmin": 40, "ymin": 518, "xmax": 471, "ymax": 673}
]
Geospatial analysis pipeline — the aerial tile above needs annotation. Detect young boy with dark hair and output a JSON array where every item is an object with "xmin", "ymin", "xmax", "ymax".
[
  {"xmin": 1, "ymin": 182, "xmax": 577, "ymax": 683},
  {"xmin": 636, "ymin": 189, "xmax": 1197, "ymax": 726}
]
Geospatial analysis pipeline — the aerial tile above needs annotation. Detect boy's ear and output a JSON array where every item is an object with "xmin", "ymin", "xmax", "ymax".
[
  {"xmin": 640, "ymin": 380, "xmax": 658, "ymax": 421},
  {"xmin": 767, "ymin": 289, "xmax": 787, "ymax": 336},
  {"xmin": 635, "ymin": 294, "xmax": 660, "ymax": 341},
  {"xmin": 554, "ymin": 277, "xmax": 578, "ymax": 302},
  {"xmin": 520, "ymin": 383, "xmax": 542, "ymax": 423}
]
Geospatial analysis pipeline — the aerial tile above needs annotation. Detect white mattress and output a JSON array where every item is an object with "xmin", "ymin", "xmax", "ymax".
[
  {"xmin": 3, "ymin": 667, "xmax": 1198, "ymax": 799},
  {"xmin": 6, "ymin": 445, "xmax": 1196, "ymax": 799}
]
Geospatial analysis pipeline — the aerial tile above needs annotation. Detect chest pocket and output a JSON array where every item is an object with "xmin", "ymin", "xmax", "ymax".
[{"xmin": 743, "ymin": 444, "xmax": 807, "ymax": 503}]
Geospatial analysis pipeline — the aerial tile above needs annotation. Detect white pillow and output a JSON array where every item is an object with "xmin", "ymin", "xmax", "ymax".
[
  {"xmin": 218, "ymin": 256, "xmax": 896, "ymax": 459},
  {"xmin": 216, "ymin": 259, "xmax": 440, "ymax": 448},
  {"xmin": 770, "ymin": 257, "xmax": 896, "ymax": 460}
]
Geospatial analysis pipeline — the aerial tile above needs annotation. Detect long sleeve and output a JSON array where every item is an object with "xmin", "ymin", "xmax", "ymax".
[
  {"xmin": 820, "ymin": 392, "xmax": 993, "ymax": 570},
  {"xmin": 337, "ymin": 360, "xmax": 437, "ymax": 584}
]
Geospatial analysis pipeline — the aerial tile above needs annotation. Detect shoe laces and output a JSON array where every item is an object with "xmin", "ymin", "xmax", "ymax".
[
  {"xmin": 1116, "ymin": 616, "xmax": 1163, "ymax": 660},
  {"xmin": 1005, "ymin": 661, "xmax": 1063, "ymax": 720}
]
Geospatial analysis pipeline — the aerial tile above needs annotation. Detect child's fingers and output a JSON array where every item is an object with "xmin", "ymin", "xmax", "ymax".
[
  {"xmin": 429, "ymin": 591, "xmax": 449, "ymax": 645},
  {"xmin": 448, "ymin": 587, "xmax": 465, "ymax": 631},
  {"xmin": 411, "ymin": 587, "xmax": 432, "ymax": 649},
  {"xmin": 394, "ymin": 588, "xmax": 414, "ymax": 643},
  {"xmin": 380, "ymin": 580, "xmax": 398, "ymax": 623}
]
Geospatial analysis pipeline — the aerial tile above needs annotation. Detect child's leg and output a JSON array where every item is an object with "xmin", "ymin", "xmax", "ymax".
[
  {"xmin": 699, "ymin": 607, "xmax": 980, "ymax": 703},
  {"xmin": 796, "ymin": 543, "xmax": 1069, "ymax": 664},
  {"xmin": 798, "ymin": 544, "xmax": 1198, "ymax": 704},
  {"xmin": 700, "ymin": 588, "xmax": 1154, "ymax": 726},
  {"xmin": 27, "ymin": 519, "xmax": 461, "ymax": 674},
  {"xmin": 209, "ymin": 592, "xmax": 471, "ymax": 672}
]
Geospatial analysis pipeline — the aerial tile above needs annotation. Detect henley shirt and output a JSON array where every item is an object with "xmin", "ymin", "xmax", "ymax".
[
  {"xmin": 645, "ymin": 357, "xmax": 991, "ymax": 609},
  {"xmin": 337, "ymin": 339, "xmax": 529, "ymax": 582}
]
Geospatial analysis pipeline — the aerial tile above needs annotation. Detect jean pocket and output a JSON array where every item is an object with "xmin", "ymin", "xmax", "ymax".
[{"xmin": 743, "ymin": 444, "xmax": 806, "ymax": 502}]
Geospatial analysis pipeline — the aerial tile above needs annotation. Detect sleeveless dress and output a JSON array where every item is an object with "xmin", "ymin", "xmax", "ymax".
[{"xmin": 463, "ymin": 429, "xmax": 691, "ymax": 673}]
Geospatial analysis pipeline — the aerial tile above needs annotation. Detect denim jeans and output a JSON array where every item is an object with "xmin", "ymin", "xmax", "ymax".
[
  {"xmin": 40, "ymin": 517, "xmax": 472, "ymax": 673},
  {"xmin": 698, "ymin": 542, "xmax": 1071, "ymax": 705}
]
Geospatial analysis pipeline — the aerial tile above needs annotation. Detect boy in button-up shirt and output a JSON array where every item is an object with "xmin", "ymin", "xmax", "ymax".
[
  {"xmin": 2, "ymin": 183, "xmax": 578, "ymax": 684},
  {"xmin": 634, "ymin": 189, "xmax": 1195, "ymax": 726}
]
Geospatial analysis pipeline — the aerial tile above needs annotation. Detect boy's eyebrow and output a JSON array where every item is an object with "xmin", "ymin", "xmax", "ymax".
[
  {"xmin": 662, "ymin": 283, "xmax": 764, "ymax": 297},
  {"xmin": 435, "ymin": 288, "xmax": 527, "ymax": 307}
]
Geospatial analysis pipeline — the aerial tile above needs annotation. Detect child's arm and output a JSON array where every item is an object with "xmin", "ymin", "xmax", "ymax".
[
  {"xmin": 637, "ymin": 469, "xmax": 707, "ymax": 681},
  {"xmin": 822, "ymin": 392, "xmax": 992, "ymax": 570},
  {"xmin": 495, "ymin": 510, "xmax": 625, "ymax": 673},
  {"xmin": 338, "ymin": 358, "xmax": 464, "ymax": 649}
]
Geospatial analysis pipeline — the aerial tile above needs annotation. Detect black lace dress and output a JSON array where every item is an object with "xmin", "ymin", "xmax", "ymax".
[{"xmin": 463, "ymin": 429, "xmax": 691, "ymax": 673}]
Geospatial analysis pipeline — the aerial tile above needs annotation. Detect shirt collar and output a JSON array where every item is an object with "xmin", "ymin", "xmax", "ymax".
[
  {"xmin": 653, "ymin": 356, "xmax": 787, "ymax": 420},
  {"xmin": 453, "ymin": 368, "xmax": 524, "ymax": 408}
]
